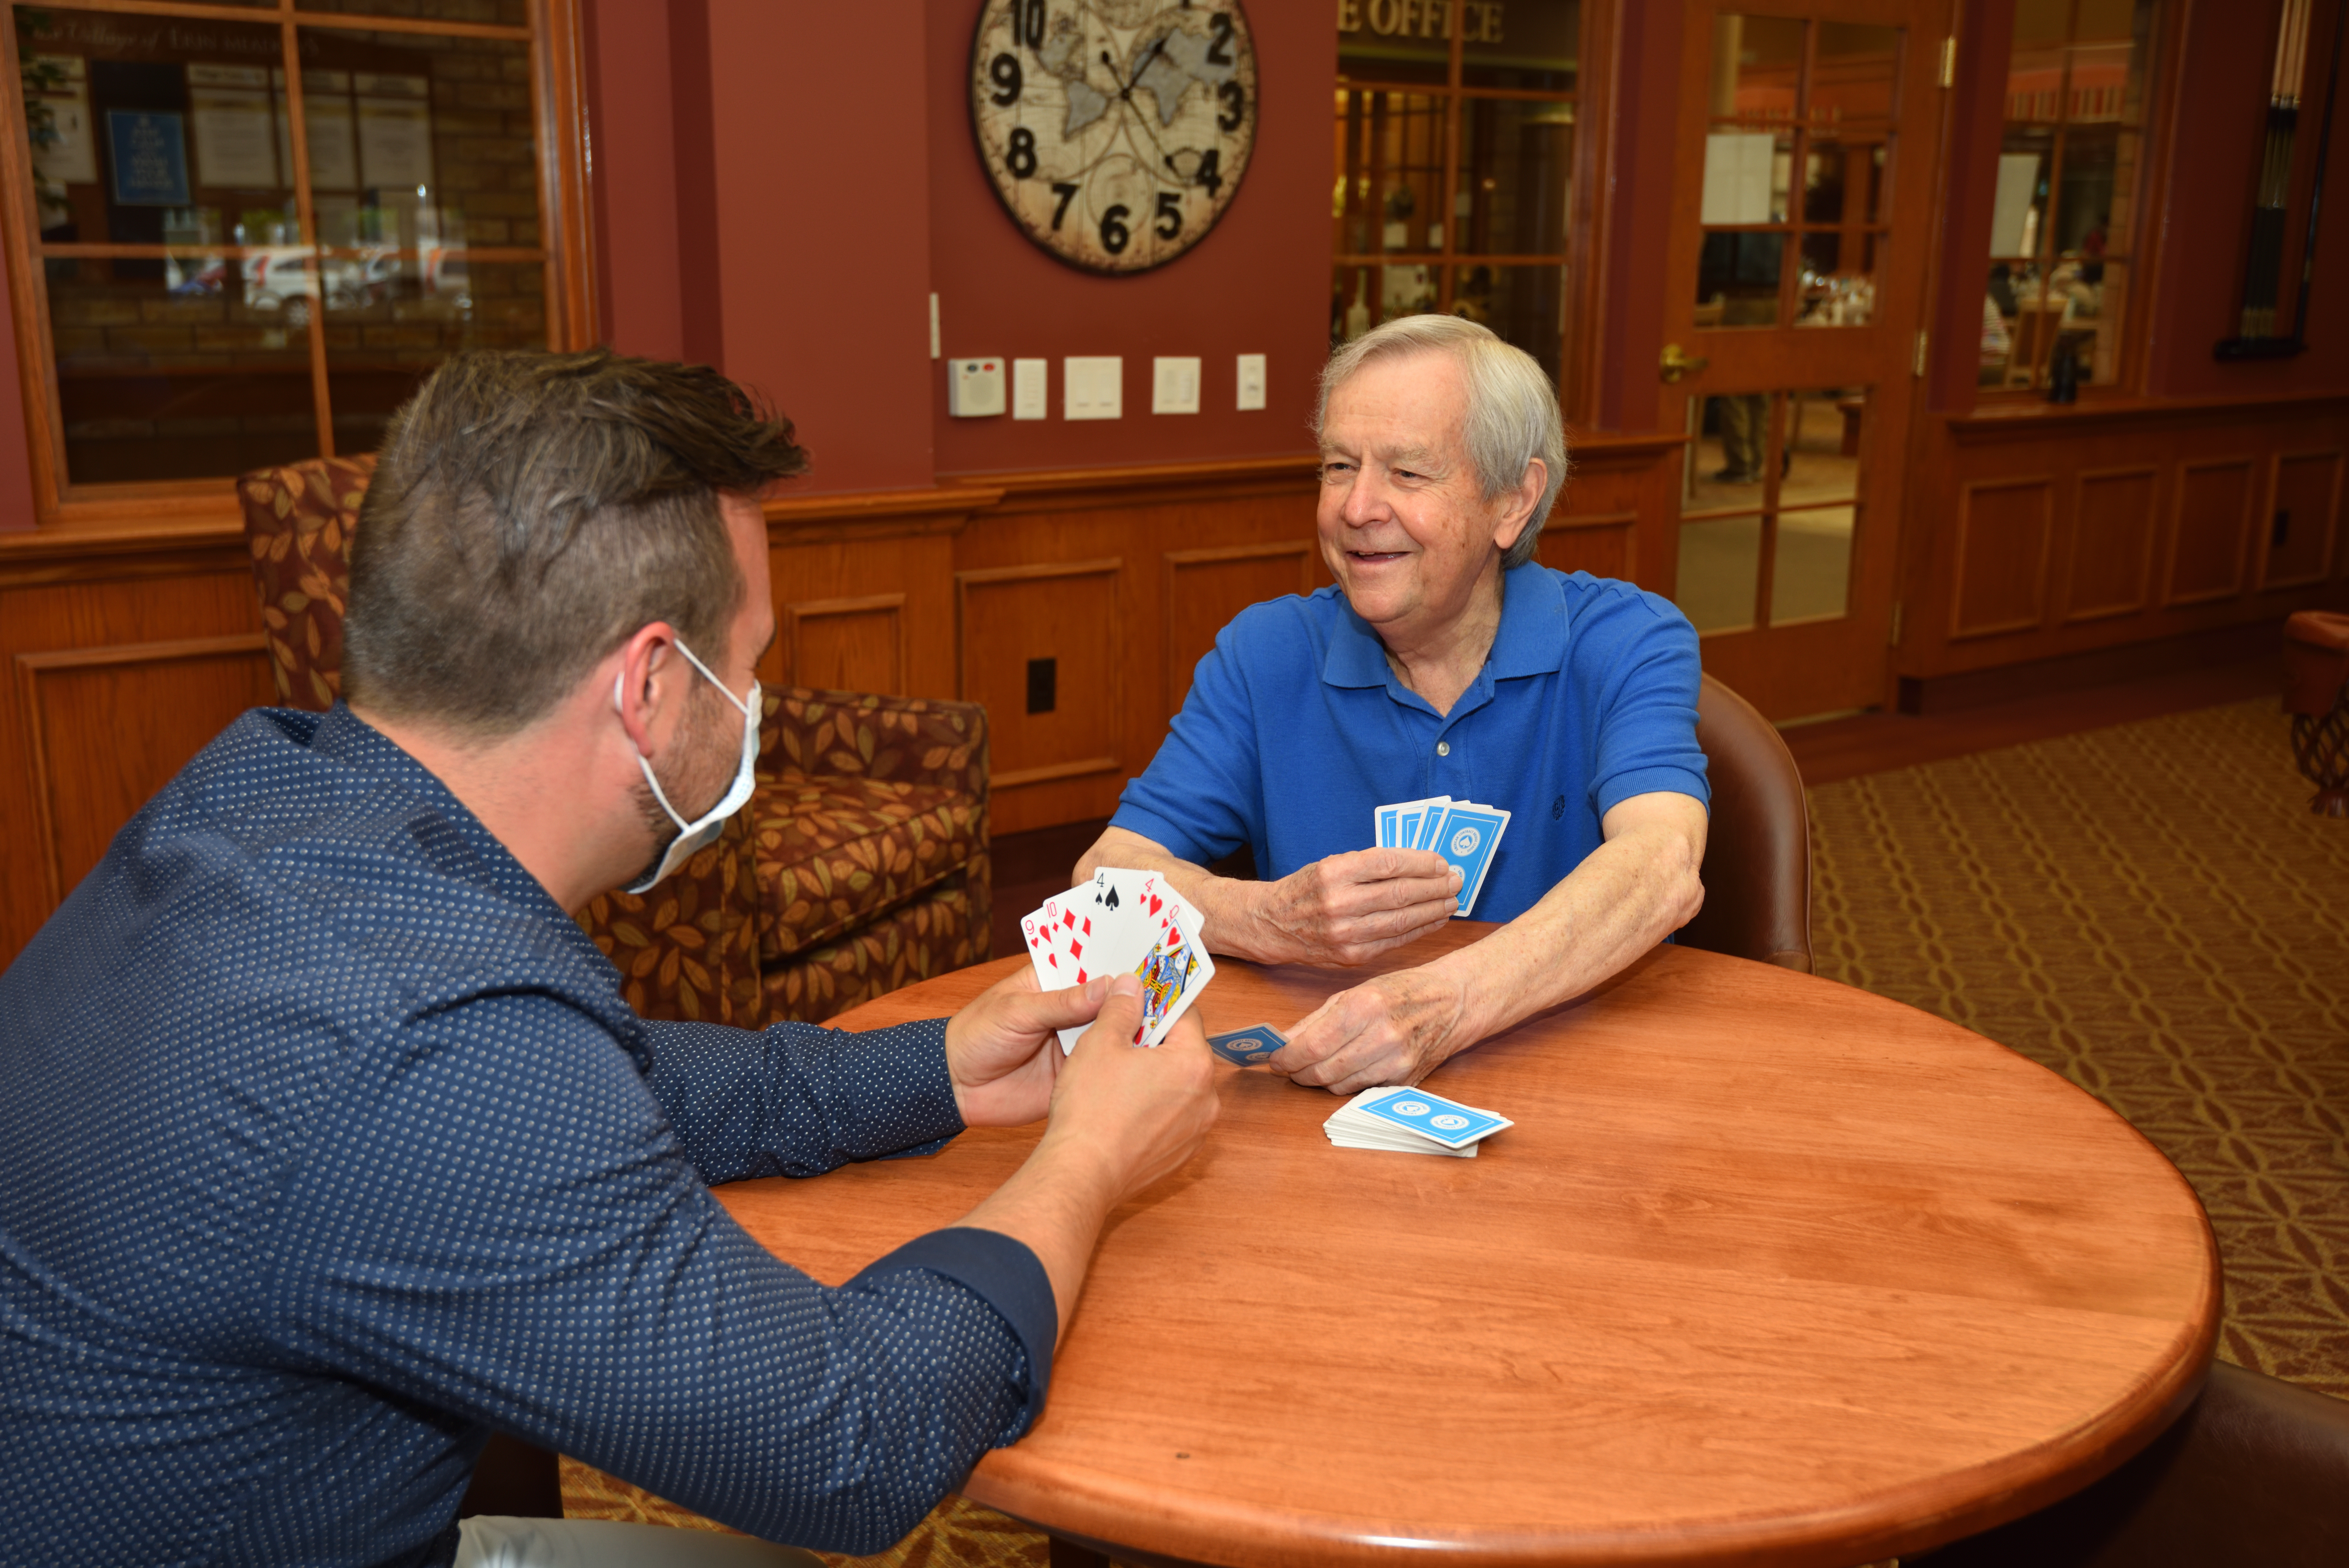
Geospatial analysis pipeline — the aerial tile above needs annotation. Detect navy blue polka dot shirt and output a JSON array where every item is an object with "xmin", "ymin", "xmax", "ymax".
[{"xmin": 0, "ymin": 705, "xmax": 1055, "ymax": 1567}]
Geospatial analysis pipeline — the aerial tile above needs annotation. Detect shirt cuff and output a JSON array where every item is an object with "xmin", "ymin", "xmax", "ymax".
[
  {"xmin": 863, "ymin": 1016, "xmax": 966, "ymax": 1158},
  {"xmin": 1593, "ymin": 767, "xmax": 1711, "ymax": 818},
  {"xmin": 850, "ymin": 1226, "xmax": 1057, "ymax": 1436}
]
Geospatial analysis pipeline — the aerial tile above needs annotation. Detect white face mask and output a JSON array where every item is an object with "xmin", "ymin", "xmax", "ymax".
[{"xmin": 615, "ymin": 638, "xmax": 760, "ymax": 895}]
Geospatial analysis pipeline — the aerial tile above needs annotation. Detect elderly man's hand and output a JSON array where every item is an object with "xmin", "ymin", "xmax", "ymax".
[
  {"xmin": 1242, "ymin": 848, "xmax": 1462, "ymax": 967},
  {"xmin": 1272, "ymin": 965, "xmax": 1469, "ymax": 1094}
]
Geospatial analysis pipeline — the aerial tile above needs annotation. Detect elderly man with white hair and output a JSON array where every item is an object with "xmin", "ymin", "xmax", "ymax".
[{"xmin": 1077, "ymin": 315, "xmax": 1710, "ymax": 1092}]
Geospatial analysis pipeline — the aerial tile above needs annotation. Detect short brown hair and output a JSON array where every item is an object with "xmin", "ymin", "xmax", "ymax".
[{"xmin": 344, "ymin": 349, "xmax": 806, "ymax": 735}]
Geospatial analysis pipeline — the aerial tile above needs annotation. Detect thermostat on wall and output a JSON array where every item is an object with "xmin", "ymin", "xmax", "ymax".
[{"xmin": 948, "ymin": 358, "xmax": 1006, "ymax": 417}]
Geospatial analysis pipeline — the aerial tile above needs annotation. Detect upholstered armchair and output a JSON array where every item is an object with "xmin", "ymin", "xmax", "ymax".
[{"xmin": 238, "ymin": 456, "xmax": 993, "ymax": 1030}]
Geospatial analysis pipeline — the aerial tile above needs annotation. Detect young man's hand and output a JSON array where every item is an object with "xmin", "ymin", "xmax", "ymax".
[
  {"xmin": 956, "ymin": 976, "xmax": 1221, "ymax": 1342},
  {"xmin": 945, "ymin": 967, "xmax": 1121, "ymax": 1128},
  {"xmin": 1038, "ymin": 978, "xmax": 1220, "ymax": 1204}
]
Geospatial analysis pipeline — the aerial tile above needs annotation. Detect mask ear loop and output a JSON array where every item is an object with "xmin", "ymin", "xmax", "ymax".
[
  {"xmin": 668, "ymin": 638, "xmax": 755, "ymax": 718},
  {"xmin": 611, "ymin": 638, "xmax": 752, "ymax": 719},
  {"xmin": 611, "ymin": 638, "xmax": 763, "ymax": 898}
]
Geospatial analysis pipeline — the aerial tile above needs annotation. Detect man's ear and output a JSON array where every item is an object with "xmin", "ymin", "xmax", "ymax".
[
  {"xmin": 1492, "ymin": 457, "xmax": 1548, "ymax": 554},
  {"xmin": 610, "ymin": 623, "xmax": 682, "ymax": 756}
]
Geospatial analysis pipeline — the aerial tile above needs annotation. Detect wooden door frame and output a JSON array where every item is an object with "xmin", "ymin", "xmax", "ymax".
[{"xmin": 1656, "ymin": 0, "xmax": 1956, "ymax": 719}]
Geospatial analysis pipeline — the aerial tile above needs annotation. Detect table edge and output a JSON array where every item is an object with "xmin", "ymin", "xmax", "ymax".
[
  {"xmin": 966, "ymin": 1302, "xmax": 2216, "ymax": 1568},
  {"xmin": 834, "ymin": 946, "xmax": 2226, "ymax": 1566}
]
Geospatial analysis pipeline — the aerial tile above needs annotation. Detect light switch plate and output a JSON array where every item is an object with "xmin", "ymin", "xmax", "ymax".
[
  {"xmin": 1152, "ymin": 356, "xmax": 1201, "ymax": 415},
  {"xmin": 1235, "ymin": 353, "xmax": 1267, "ymax": 411},
  {"xmin": 1012, "ymin": 358, "xmax": 1048, "ymax": 420},
  {"xmin": 947, "ymin": 357, "xmax": 1006, "ymax": 417},
  {"xmin": 1064, "ymin": 356, "xmax": 1122, "ymax": 420}
]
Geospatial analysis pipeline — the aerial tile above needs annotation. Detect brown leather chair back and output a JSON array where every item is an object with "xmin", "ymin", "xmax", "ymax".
[
  {"xmin": 1925, "ymin": 1361, "xmax": 2349, "ymax": 1565},
  {"xmin": 1678, "ymin": 673, "xmax": 1813, "ymax": 973},
  {"xmin": 2283, "ymin": 609, "xmax": 2349, "ymax": 716}
]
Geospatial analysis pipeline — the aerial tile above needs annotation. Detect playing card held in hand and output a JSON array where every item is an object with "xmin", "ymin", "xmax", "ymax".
[{"xmin": 1023, "ymin": 869, "xmax": 1215, "ymax": 1053}]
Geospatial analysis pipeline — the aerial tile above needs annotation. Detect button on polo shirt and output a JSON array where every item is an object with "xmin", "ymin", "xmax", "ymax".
[{"xmin": 1112, "ymin": 565, "xmax": 1709, "ymax": 926}]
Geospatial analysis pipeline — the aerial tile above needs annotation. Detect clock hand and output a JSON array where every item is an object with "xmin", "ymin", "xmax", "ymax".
[
  {"xmin": 1126, "ymin": 34, "xmax": 1167, "ymax": 93},
  {"xmin": 1101, "ymin": 34, "xmax": 1167, "ymax": 102}
]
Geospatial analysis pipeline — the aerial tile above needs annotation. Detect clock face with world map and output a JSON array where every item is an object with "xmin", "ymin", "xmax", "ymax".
[{"xmin": 969, "ymin": 0, "xmax": 1258, "ymax": 274}]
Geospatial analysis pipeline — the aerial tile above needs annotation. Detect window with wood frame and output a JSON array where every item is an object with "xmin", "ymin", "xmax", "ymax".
[
  {"xmin": 1981, "ymin": 0, "xmax": 2164, "ymax": 392},
  {"xmin": 4, "ymin": 0, "xmax": 590, "ymax": 523},
  {"xmin": 1333, "ymin": 0, "xmax": 1579, "ymax": 383}
]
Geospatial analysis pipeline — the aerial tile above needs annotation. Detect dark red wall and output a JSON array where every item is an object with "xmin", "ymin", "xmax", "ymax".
[
  {"xmin": 701, "ymin": 0, "xmax": 937, "ymax": 491},
  {"xmin": 586, "ymin": 0, "xmax": 684, "ymax": 362},
  {"xmin": 920, "ymin": 0, "xmax": 1331, "ymax": 476},
  {"xmin": 1592, "ymin": 0, "xmax": 1682, "ymax": 433},
  {"xmin": 2143, "ymin": 0, "xmax": 2349, "ymax": 396}
]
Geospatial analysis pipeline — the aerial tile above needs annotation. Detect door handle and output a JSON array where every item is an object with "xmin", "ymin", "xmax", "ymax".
[{"xmin": 1659, "ymin": 343, "xmax": 1711, "ymax": 384}]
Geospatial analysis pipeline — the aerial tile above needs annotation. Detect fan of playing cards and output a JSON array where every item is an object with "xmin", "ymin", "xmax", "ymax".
[
  {"xmin": 1019, "ymin": 868, "xmax": 1216, "ymax": 1053},
  {"xmin": 1375, "ymin": 795, "xmax": 1510, "ymax": 918},
  {"xmin": 1324, "ymin": 1085, "xmax": 1514, "ymax": 1158}
]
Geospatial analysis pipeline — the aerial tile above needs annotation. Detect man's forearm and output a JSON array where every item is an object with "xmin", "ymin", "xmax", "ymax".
[
  {"xmin": 1428, "ymin": 819, "xmax": 1704, "ymax": 1045},
  {"xmin": 1075, "ymin": 827, "xmax": 1274, "ymax": 960},
  {"xmin": 956, "ymin": 1129, "xmax": 1124, "ymax": 1347},
  {"xmin": 643, "ymin": 1016, "xmax": 962, "ymax": 1184}
]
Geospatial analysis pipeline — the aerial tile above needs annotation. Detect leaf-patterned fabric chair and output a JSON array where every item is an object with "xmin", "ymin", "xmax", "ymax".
[
  {"xmin": 240, "ymin": 458, "xmax": 1019, "ymax": 1557},
  {"xmin": 243, "ymin": 455, "xmax": 996, "ymax": 1028},
  {"xmin": 238, "ymin": 455, "xmax": 992, "ymax": 1025}
]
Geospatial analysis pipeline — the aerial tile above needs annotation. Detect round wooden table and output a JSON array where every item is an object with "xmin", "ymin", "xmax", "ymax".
[{"xmin": 714, "ymin": 928, "xmax": 2218, "ymax": 1568}]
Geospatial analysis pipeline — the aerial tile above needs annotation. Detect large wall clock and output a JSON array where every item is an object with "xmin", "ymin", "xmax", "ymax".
[{"xmin": 970, "ymin": 1, "xmax": 1258, "ymax": 274}]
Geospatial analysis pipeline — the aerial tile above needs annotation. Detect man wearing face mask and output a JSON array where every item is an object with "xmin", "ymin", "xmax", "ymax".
[{"xmin": 0, "ymin": 350, "xmax": 1219, "ymax": 1568}]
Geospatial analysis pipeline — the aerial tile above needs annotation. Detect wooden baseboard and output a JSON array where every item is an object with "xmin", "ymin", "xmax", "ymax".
[{"xmin": 1896, "ymin": 619, "xmax": 2289, "ymax": 715}]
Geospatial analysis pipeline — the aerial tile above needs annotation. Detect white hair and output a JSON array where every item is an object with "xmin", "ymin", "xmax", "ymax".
[{"xmin": 1313, "ymin": 315, "xmax": 1568, "ymax": 570}]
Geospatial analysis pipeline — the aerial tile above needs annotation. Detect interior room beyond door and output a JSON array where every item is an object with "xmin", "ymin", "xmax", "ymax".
[{"xmin": 1662, "ymin": 0, "xmax": 1950, "ymax": 719}]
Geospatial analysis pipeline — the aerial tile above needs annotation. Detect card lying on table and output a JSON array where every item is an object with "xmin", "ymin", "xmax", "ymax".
[
  {"xmin": 1371, "ymin": 795, "xmax": 1512, "ymax": 919},
  {"xmin": 1018, "ymin": 867, "xmax": 1215, "ymax": 1053},
  {"xmin": 1323, "ymin": 1085, "xmax": 1513, "ymax": 1157}
]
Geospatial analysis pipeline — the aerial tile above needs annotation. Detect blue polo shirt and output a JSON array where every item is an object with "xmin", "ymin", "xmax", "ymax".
[{"xmin": 1111, "ymin": 565, "xmax": 1708, "ymax": 924}]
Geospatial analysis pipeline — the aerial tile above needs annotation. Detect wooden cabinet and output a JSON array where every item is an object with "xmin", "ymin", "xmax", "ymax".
[{"xmin": 1899, "ymin": 394, "xmax": 2349, "ymax": 682}]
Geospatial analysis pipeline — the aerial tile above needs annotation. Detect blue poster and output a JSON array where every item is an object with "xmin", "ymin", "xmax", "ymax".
[{"xmin": 107, "ymin": 110, "xmax": 191, "ymax": 207}]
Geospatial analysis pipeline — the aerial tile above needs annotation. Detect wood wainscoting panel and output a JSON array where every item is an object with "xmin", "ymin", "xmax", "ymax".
[
  {"xmin": 13, "ymin": 635, "xmax": 274, "ymax": 908},
  {"xmin": 956, "ymin": 559, "xmax": 1124, "ymax": 796},
  {"xmin": 952, "ymin": 461, "xmax": 1324, "ymax": 834},
  {"xmin": 1162, "ymin": 542, "xmax": 1317, "ymax": 714},
  {"xmin": 761, "ymin": 488, "xmax": 988, "ymax": 702},
  {"xmin": 781, "ymin": 593, "xmax": 907, "ymax": 696},
  {"xmin": 2163, "ymin": 458, "xmax": 2257, "ymax": 606},
  {"xmin": 1538, "ymin": 510, "xmax": 1638, "ymax": 581},
  {"xmin": 2259, "ymin": 451, "xmax": 2343, "ymax": 590},
  {"xmin": 1950, "ymin": 478, "xmax": 2054, "ymax": 640},
  {"xmin": 2061, "ymin": 467, "xmax": 2159, "ymax": 624},
  {"xmin": 0, "ymin": 552, "xmax": 268, "ymax": 968}
]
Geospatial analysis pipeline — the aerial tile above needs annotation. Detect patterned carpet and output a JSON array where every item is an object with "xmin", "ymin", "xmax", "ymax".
[{"xmin": 1811, "ymin": 698, "xmax": 2349, "ymax": 1398}]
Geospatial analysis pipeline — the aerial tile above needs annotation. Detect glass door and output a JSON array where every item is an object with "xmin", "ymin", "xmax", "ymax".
[{"xmin": 1661, "ymin": 0, "xmax": 1949, "ymax": 718}]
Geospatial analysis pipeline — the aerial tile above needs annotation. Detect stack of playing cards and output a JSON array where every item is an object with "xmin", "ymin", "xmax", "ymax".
[
  {"xmin": 1323, "ymin": 1085, "xmax": 1513, "ymax": 1158},
  {"xmin": 1019, "ymin": 868, "xmax": 1215, "ymax": 1053},
  {"xmin": 1374, "ymin": 795, "xmax": 1511, "ymax": 918}
]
